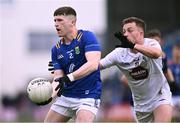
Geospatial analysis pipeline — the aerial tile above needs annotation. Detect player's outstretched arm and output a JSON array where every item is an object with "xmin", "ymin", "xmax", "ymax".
[
  {"xmin": 134, "ymin": 44, "xmax": 162, "ymax": 58},
  {"xmin": 52, "ymin": 51, "xmax": 100, "ymax": 95},
  {"xmin": 70, "ymin": 51, "xmax": 101, "ymax": 80},
  {"xmin": 114, "ymin": 31, "xmax": 162, "ymax": 59}
]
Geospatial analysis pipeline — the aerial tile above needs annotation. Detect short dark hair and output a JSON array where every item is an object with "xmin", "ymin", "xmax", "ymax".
[
  {"xmin": 122, "ymin": 17, "xmax": 146, "ymax": 33},
  {"xmin": 54, "ymin": 6, "xmax": 76, "ymax": 16},
  {"xmin": 146, "ymin": 29, "xmax": 161, "ymax": 38}
]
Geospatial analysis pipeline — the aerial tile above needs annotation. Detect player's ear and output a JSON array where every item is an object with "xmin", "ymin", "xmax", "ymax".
[
  {"xmin": 140, "ymin": 31, "xmax": 144, "ymax": 37},
  {"xmin": 72, "ymin": 19, "xmax": 76, "ymax": 26},
  {"xmin": 139, "ymin": 28, "xmax": 144, "ymax": 36}
]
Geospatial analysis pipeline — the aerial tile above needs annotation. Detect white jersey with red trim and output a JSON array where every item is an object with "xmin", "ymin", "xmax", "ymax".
[{"xmin": 100, "ymin": 38, "xmax": 172, "ymax": 112}]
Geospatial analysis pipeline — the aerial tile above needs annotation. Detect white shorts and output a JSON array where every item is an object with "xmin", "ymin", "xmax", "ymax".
[
  {"xmin": 51, "ymin": 95, "xmax": 100, "ymax": 118},
  {"xmin": 135, "ymin": 98, "xmax": 172, "ymax": 123},
  {"xmin": 134, "ymin": 83, "xmax": 173, "ymax": 123},
  {"xmin": 134, "ymin": 82, "xmax": 173, "ymax": 112}
]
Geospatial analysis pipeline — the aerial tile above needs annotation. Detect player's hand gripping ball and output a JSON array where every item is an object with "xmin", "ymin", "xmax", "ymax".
[{"xmin": 27, "ymin": 78, "xmax": 53, "ymax": 105}]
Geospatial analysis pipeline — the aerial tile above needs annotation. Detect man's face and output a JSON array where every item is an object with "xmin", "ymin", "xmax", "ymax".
[
  {"xmin": 54, "ymin": 15, "xmax": 74, "ymax": 37},
  {"xmin": 123, "ymin": 22, "xmax": 144, "ymax": 44},
  {"xmin": 173, "ymin": 46, "xmax": 180, "ymax": 61}
]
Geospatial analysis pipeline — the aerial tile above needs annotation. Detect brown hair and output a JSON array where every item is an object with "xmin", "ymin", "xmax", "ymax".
[
  {"xmin": 146, "ymin": 29, "xmax": 161, "ymax": 38},
  {"xmin": 54, "ymin": 6, "xmax": 76, "ymax": 16},
  {"xmin": 122, "ymin": 17, "xmax": 146, "ymax": 33}
]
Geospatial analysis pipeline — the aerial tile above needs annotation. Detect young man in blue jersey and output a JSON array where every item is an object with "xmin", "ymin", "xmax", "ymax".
[{"xmin": 41, "ymin": 6, "xmax": 102, "ymax": 123}]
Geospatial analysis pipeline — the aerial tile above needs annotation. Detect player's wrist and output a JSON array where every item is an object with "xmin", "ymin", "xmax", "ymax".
[
  {"xmin": 67, "ymin": 73, "xmax": 75, "ymax": 82},
  {"xmin": 133, "ymin": 44, "xmax": 138, "ymax": 49},
  {"xmin": 130, "ymin": 43, "xmax": 135, "ymax": 49}
]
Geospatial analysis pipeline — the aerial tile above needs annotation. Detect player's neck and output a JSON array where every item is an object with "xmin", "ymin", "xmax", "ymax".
[{"xmin": 64, "ymin": 28, "xmax": 78, "ymax": 44}]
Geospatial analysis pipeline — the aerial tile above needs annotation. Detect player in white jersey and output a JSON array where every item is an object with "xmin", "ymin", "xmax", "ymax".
[{"xmin": 100, "ymin": 17, "xmax": 173, "ymax": 123}]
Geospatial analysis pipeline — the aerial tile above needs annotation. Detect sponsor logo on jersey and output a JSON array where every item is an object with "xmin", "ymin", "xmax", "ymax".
[
  {"xmin": 69, "ymin": 63, "xmax": 75, "ymax": 73},
  {"xmin": 130, "ymin": 66, "xmax": 148, "ymax": 80}
]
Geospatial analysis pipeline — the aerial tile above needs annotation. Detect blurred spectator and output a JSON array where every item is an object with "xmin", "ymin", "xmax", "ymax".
[
  {"xmin": 120, "ymin": 75, "xmax": 133, "ymax": 105},
  {"xmin": 146, "ymin": 29, "xmax": 176, "ymax": 90},
  {"xmin": 0, "ymin": 91, "xmax": 51, "ymax": 122},
  {"xmin": 0, "ymin": 95, "xmax": 19, "ymax": 121},
  {"xmin": 169, "ymin": 44, "xmax": 180, "ymax": 121},
  {"xmin": 169, "ymin": 44, "xmax": 180, "ymax": 95}
]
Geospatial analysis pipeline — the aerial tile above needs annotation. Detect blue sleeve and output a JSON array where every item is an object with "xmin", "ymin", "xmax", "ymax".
[
  {"xmin": 83, "ymin": 31, "xmax": 101, "ymax": 52},
  {"xmin": 162, "ymin": 56, "xmax": 168, "ymax": 73},
  {"xmin": 51, "ymin": 46, "xmax": 62, "ymax": 70}
]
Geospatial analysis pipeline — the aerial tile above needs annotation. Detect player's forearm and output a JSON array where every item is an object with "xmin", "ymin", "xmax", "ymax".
[
  {"xmin": 134, "ymin": 44, "xmax": 162, "ymax": 58},
  {"xmin": 165, "ymin": 69, "xmax": 175, "ymax": 82},
  {"xmin": 121, "ymin": 75, "xmax": 129, "ymax": 85},
  {"xmin": 66, "ymin": 51, "xmax": 101, "ymax": 81},
  {"xmin": 53, "ymin": 70, "xmax": 64, "ymax": 80},
  {"xmin": 71, "ymin": 60, "xmax": 99, "ymax": 80}
]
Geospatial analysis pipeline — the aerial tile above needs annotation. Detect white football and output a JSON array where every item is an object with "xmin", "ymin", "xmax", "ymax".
[{"xmin": 27, "ymin": 78, "xmax": 53, "ymax": 104}]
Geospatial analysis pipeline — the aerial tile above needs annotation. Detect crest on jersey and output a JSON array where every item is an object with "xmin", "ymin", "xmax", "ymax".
[{"xmin": 75, "ymin": 46, "xmax": 80, "ymax": 54}]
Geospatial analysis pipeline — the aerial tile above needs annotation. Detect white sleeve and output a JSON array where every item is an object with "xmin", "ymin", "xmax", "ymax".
[
  {"xmin": 145, "ymin": 38, "xmax": 163, "ymax": 63},
  {"xmin": 148, "ymin": 39, "xmax": 162, "ymax": 50},
  {"xmin": 100, "ymin": 48, "xmax": 121, "ymax": 68}
]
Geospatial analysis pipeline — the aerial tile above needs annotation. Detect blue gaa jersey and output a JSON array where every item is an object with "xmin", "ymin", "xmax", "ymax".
[{"xmin": 51, "ymin": 30, "xmax": 102, "ymax": 99}]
